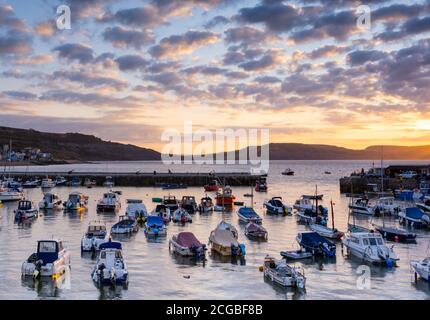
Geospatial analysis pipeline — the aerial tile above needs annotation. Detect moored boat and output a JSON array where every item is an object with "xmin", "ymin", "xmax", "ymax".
[
  {"xmin": 152, "ymin": 204, "xmax": 171, "ymax": 224},
  {"xmin": 0, "ymin": 185, "xmax": 23, "ymax": 202},
  {"xmin": 181, "ymin": 195, "xmax": 198, "ymax": 214},
  {"xmin": 111, "ymin": 215, "xmax": 139, "ymax": 234},
  {"xmin": 373, "ymin": 225, "xmax": 416, "ymax": 243},
  {"xmin": 281, "ymin": 168, "xmax": 294, "ymax": 176},
  {"xmin": 39, "ymin": 193, "xmax": 62, "ymax": 210},
  {"xmin": 97, "ymin": 191, "xmax": 121, "ymax": 212},
  {"xmin": 309, "ymin": 223, "xmax": 343, "ymax": 239},
  {"xmin": 398, "ymin": 207, "xmax": 428, "ymax": 228},
  {"xmin": 296, "ymin": 231, "xmax": 336, "ymax": 257},
  {"xmin": 209, "ymin": 227, "xmax": 245, "ymax": 257},
  {"xmin": 264, "ymin": 197, "xmax": 292, "ymax": 215},
  {"xmin": 255, "ymin": 177, "xmax": 268, "ymax": 192},
  {"xmin": 215, "ymin": 186, "xmax": 235, "ymax": 209},
  {"xmin": 204, "ymin": 179, "xmax": 220, "ymax": 192},
  {"xmin": 126, "ymin": 199, "xmax": 148, "ymax": 222},
  {"xmin": 263, "ymin": 255, "xmax": 306, "ymax": 289},
  {"xmin": 349, "ymin": 198, "xmax": 373, "ymax": 215},
  {"xmin": 372, "ymin": 197, "xmax": 401, "ymax": 216},
  {"xmin": 216, "ymin": 220, "xmax": 238, "ymax": 239},
  {"xmin": 411, "ymin": 258, "xmax": 430, "ymax": 282},
  {"xmin": 81, "ymin": 221, "xmax": 109, "ymax": 252},
  {"xmin": 169, "ymin": 232, "xmax": 206, "ymax": 258},
  {"xmin": 41, "ymin": 178, "xmax": 56, "ymax": 189},
  {"xmin": 172, "ymin": 208, "xmax": 193, "ymax": 223},
  {"xmin": 14, "ymin": 200, "xmax": 38, "ymax": 220},
  {"xmin": 64, "ymin": 192, "xmax": 88, "ymax": 212},
  {"xmin": 198, "ymin": 196, "xmax": 214, "ymax": 213},
  {"xmin": 280, "ymin": 248, "xmax": 313, "ymax": 260},
  {"xmin": 245, "ymin": 222, "xmax": 268, "ymax": 240},
  {"xmin": 162, "ymin": 195, "xmax": 179, "ymax": 212},
  {"xmin": 144, "ymin": 215, "xmax": 167, "ymax": 237},
  {"xmin": 103, "ymin": 176, "xmax": 115, "ymax": 188},
  {"xmin": 91, "ymin": 241, "xmax": 128, "ymax": 287},
  {"xmin": 237, "ymin": 207, "xmax": 263, "ymax": 224}
]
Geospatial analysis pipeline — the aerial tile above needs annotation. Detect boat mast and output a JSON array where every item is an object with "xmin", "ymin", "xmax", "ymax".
[
  {"xmin": 330, "ymin": 199, "xmax": 335, "ymax": 230},
  {"xmin": 315, "ymin": 184, "xmax": 318, "ymax": 214},
  {"xmin": 381, "ymin": 145, "xmax": 384, "ymax": 196}
]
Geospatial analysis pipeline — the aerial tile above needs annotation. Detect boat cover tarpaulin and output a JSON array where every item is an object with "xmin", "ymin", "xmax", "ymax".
[
  {"xmin": 239, "ymin": 207, "xmax": 260, "ymax": 218},
  {"xmin": 299, "ymin": 232, "xmax": 333, "ymax": 247},
  {"xmin": 405, "ymin": 207, "xmax": 424, "ymax": 219},
  {"xmin": 210, "ymin": 229, "xmax": 239, "ymax": 247},
  {"xmin": 246, "ymin": 222, "xmax": 266, "ymax": 232},
  {"xmin": 176, "ymin": 232, "xmax": 202, "ymax": 247},
  {"xmin": 146, "ymin": 215, "xmax": 163, "ymax": 226},
  {"xmin": 99, "ymin": 241, "xmax": 122, "ymax": 250}
]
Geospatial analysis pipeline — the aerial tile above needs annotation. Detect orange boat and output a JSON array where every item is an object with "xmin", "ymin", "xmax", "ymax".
[{"xmin": 215, "ymin": 186, "xmax": 235, "ymax": 208}]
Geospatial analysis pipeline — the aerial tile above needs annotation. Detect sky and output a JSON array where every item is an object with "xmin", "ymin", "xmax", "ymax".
[{"xmin": 1, "ymin": 0, "xmax": 430, "ymax": 152}]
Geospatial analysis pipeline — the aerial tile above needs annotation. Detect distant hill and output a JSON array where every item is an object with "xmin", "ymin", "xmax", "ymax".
[{"xmin": 0, "ymin": 126, "xmax": 161, "ymax": 161}]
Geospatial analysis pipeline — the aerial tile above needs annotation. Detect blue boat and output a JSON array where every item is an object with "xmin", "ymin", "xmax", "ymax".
[
  {"xmin": 237, "ymin": 207, "xmax": 262, "ymax": 224},
  {"xmin": 144, "ymin": 215, "xmax": 167, "ymax": 237},
  {"xmin": 399, "ymin": 207, "xmax": 428, "ymax": 228},
  {"xmin": 395, "ymin": 189, "xmax": 424, "ymax": 201},
  {"xmin": 296, "ymin": 232, "xmax": 336, "ymax": 257}
]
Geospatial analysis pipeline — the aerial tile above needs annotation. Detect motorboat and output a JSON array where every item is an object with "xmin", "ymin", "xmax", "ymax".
[
  {"xmin": 169, "ymin": 232, "xmax": 206, "ymax": 258},
  {"xmin": 181, "ymin": 195, "xmax": 198, "ymax": 214},
  {"xmin": 263, "ymin": 256, "xmax": 306, "ymax": 289},
  {"xmin": 39, "ymin": 193, "xmax": 62, "ymax": 210},
  {"xmin": 41, "ymin": 178, "xmax": 56, "ymax": 189},
  {"xmin": 97, "ymin": 191, "xmax": 121, "ymax": 212},
  {"xmin": 81, "ymin": 221, "xmax": 109, "ymax": 252},
  {"xmin": 399, "ymin": 207, "xmax": 428, "ymax": 228},
  {"xmin": 198, "ymin": 196, "xmax": 214, "ymax": 213},
  {"xmin": 209, "ymin": 227, "xmax": 245, "ymax": 257},
  {"xmin": 84, "ymin": 178, "xmax": 97, "ymax": 188},
  {"xmin": 111, "ymin": 215, "xmax": 139, "ymax": 234},
  {"xmin": 91, "ymin": 241, "xmax": 128, "ymax": 287},
  {"xmin": 395, "ymin": 189, "xmax": 424, "ymax": 201},
  {"xmin": 264, "ymin": 197, "xmax": 292, "ymax": 215},
  {"xmin": 373, "ymin": 225, "xmax": 416, "ymax": 243},
  {"xmin": 103, "ymin": 176, "xmax": 114, "ymax": 188},
  {"xmin": 162, "ymin": 183, "xmax": 187, "ymax": 190},
  {"xmin": 216, "ymin": 220, "xmax": 238, "ymax": 239},
  {"xmin": 416, "ymin": 197, "xmax": 430, "ymax": 214},
  {"xmin": 126, "ymin": 199, "xmax": 148, "ymax": 223},
  {"xmin": 22, "ymin": 239, "xmax": 70, "ymax": 279},
  {"xmin": 293, "ymin": 196, "xmax": 327, "ymax": 215},
  {"xmin": 280, "ymin": 248, "xmax": 313, "ymax": 260},
  {"xmin": 204, "ymin": 179, "xmax": 220, "ymax": 192},
  {"xmin": 0, "ymin": 185, "xmax": 23, "ymax": 202},
  {"xmin": 14, "ymin": 200, "xmax": 38, "ymax": 220},
  {"xmin": 54, "ymin": 176, "xmax": 67, "ymax": 186},
  {"xmin": 411, "ymin": 258, "xmax": 430, "ymax": 282},
  {"xmin": 342, "ymin": 232, "xmax": 399, "ymax": 266},
  {"xmin": 69, "ymin": 177, "xmax": 81, "ymax": 187},
  {"xmin": 152, "ymin": 204, "xmax": 171, "ymax": 224},
  {"xmin": 22, "ymin": 179, "xmax": 40, "ymax": 189},
  {"xmin": 172, "ymin": 208, "xmax": 193, "ymax": 223},
  {"xmin": 302, "ymin": 194, "xmax": 323, "ymax": 200},
  {"xmin": 349, "ymin": 198, "xmax": 373, "ymax": 215},
  {"xmin": 215, "ymin": 186, "xmax": 235, "ymax": 209},
  {"xmin": 162, "ymin": 195, "xmax": 179, "ymax": 212},
  {"xmin": 296, "ymin": 232, "xmax": 336, "ymax": 257},
  {"xmin": 237, "ymin": 207, "xmax": 262, "ymax": 224},
  {"xmin": 255, "ymin": 177, "xmax": 268, "ymax": 192},
  {"xmin": 3, "ymin": 178, "xmax": 22, "ymax": 191},
  {"xmin": 372, "ymin": 197, "xmax": 401, "ymax": 216},
  {"xmin": 399, "ymin": 171, "xmax": 418, "ymax": 179},
  {"xmin": 296, "ymin": 209, "xmax": 327, "ymax": 226},
  {"xmin": 281, "ymin": 168, "xmax": 294, "ymax": 176},
  {"xmin": 245, "ymin": 222, "xmax": 268, "ymax": 240},
  {"xmin": 144, "ymin": 215, "xmax": 167, "ymax": 237},
  {"xmin": 309, "ymin": 223, "xmax": 343, "ymax": 240},
  {"xmin": 64, "ymin": 192, "xmax": 88, "ymax": 212}
]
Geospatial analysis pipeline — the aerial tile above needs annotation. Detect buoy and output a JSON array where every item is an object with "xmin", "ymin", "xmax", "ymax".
[{"xmin": 258, "ymin": 266, "xmax": 264, "ymax": 272}]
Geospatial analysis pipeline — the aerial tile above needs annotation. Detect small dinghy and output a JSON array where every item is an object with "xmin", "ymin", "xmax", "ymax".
[
  {"xmin": 14, "ymin": 200, "xmax": 38, "ymax": 220},
  {"xmin": 255, "ymin": 177, "xmax": 268, "ymax": 192},
  {"xmin": 373, "ymin": 225, "xmax": 416, "ymax": 243},
  {"xmin": 97, "ymin": 191, "xmax": 121, "ymax": 213},
  {"xmin": 264, "ymin": 197, "xmax": 292, "ymax": 215},
  {"xmin": 111, "ymin": 216, "xmax": 139, "ymax": 234},
  {"xmin": 125, "ymin": 199, "xmax": 148, "ymax": 223},
  {"xmin": 399, "ymin": 207, "xmax": 428, "ymax": 228},
  {"xmin": 22, "ymin": 239, "xmax": 70, "ymax": 279},
  {"xmin": 144, "ymin": 215, "xmax": 167, "ymax": 237},
  {"xmin": 411, "ymin": 258, "xmax": 430, "ymax": 282},
  {"xmin": 64, "ymin": 192, "xmax": 88, "ymax": 212},
  {"xmin": 181, "ymin": 196, "xmax": 198, "ymax": 214},
  {"xmin": 152, "ymin": 204, "xmax": 171, "ymax": 224},
  {"xmin": 280, "ymin": 248, "xmax": 313, "ymax": 260},
  {"xmin": 209, "ymin": 228, "xmax": 246, "ymax": 257},
  {"xmin": 81, "ymin": 221, "xmax": 109, "ymax": 252},
  {"xmin": 237, "ymin": 207, "xmax": 263, "ymax": 224},
  {"xmin": 169, "ymin": 232, "xmax": 206, "ymax": 258},
  {"xmin": 172, "ymin": 208, "xmax": 193, "ymax": 223},
  {"xmin": 263, "ymin": 255, "xmax": 306, "ymax": 289},
  {"xmin": 39, "ymin": 193, "xmax": 62, "ymax": 210},
  {"xmin": 296, "ymin": 232, "xmax": 336, "ymax": 257},
  {"xmin": 198, "ymin": 196, "xmax": 214, "ymax": 213},
  {"xmin": 281, "ymin": 168, "xmax": 294, "ymax": 176},
  {"xmin": 245, "ymin": 222, "xmax": 268, "ymax": 240},
  {"xmin": 91, "ymin": 241, "xmax": 128, "ymax": 287}
]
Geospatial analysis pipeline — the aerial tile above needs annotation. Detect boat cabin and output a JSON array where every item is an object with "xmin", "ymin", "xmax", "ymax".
[
  {"xmin": 87, "ymin": 222, "xmax": 107, "ymax": 237},
  {"xmin": 18, "ymin": 200, "xmax": 33, "ymax": 211},
  {"xmin": 348, "ymin": 233, "xmax": 384, "ymax": 247},
  {"xmin": 37, "ymin": 240, "xmax": 63, "ymax": 264}
]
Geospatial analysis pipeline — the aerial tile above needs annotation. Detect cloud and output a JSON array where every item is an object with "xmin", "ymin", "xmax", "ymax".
[
  {"xmin": 15, "ymin": 54, "xmax": 54, "ymax": 65},
  {"xmin": 204, "ymin": 15, "xmax": 230, "ymax": 29},
  {"xmin": 98, "ymin": 6, "xmax": 163, "ymax": 28},
  {"xmin": 0, "ymin": 33, "xmax": 31, "ymax": 56},
  {"xmin": 102, "ymin": 26, "xmax": 154, "ymax": 49},
  {"xmin": 0, "ymin": 4, "xmax": 26, "ymax": 31},
  {"xmin": 2, "ymin": 90, "xmax": 37, "ymax": 100},
  {"xmin": 34, "ymin": 21, "xmax": 55, "ymax": 38},
  {"xmin": 347, "ymin": 50, "xmax": 387, "ymax": 66},
  {"xmin": 149, "ymin": 31, "xmax": 219, "ymax": 58},
  {"xmin": 51, "ymin": 70, "xmax": 128, "ymax": 91},
  {"xmin": 238, "ymin": 49, "xmax": 286, "ymax": 71},
  {"xmin": 147, "ymin": 72, "xmax": 183, "ymax": 86},
  {"xmin": 115, "ymin": 55, "xmax": 148, "ymax": 71},
  {"xmin": 52, "ymin": 43, "xmax": 94, "ymax": 64},
  {"xmin": 225, "ymin": 26, "xmax": 280, "ymax": 45}
]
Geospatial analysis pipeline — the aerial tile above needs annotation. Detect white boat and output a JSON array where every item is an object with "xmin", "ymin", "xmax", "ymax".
[
  {"xmin": 64, "ymin": 192, "xmax": 88, "ymax": 212},
  {"xmin": 39, "ymin": 193, "xmax": 63, "ymax": 210},
  {"xmin": 22, "ymin": 239, "xmax": 70, "ymax": 278},
  {"xmin": 349, "ymin": 198, "xmax": 373, "ymax": 215},
  {"xmin": 23, "ymin": 179, "xmax": 40, "ymax": 188},
  {"xmin": 399, "ymin": 171, "xmax": 418, "ymax": 179},
  {"xmin": 263, "ymin": 256, "xmax": 306, "ymax": 289},
  {"xmin": 144, "ymin": 215, "xmax": 167, "ymax": 237},
  {"xmin": 172, "ymin": 208, "xmax": 192, "ymax": 223},
  {"xmin": 309, "ymin": 223, "xmax": 344, "ymax": 239},
  {"xmin": 97, "ymin": 191, "xmax": 121, "ymax": 212},
  {"xmin": 264, "ymin": 197, "xmax": 292, "ymax": 215},
  {"xmin": 411, "ymin": 258, "xmax": 430, "ymax": 282},
  {"xmin": 342, "ymin": 232, "xmax": 399, "ymax": 266},
  {"xmin": 372, "ymin": 197, "xmax": 401, "ymax": 216},
  {"xmin": 151, "ymin": 204, "xmax": 171, "ymax": 224},
  {"xmin": 14, "ymin": 200, "xmax": 38, "ymax": 220},
  {"xmin": 0, "ymin": 186, "xmax": 23, "ymax": 202},
  {"xmin": 416, "ymin": 197, "xmax": 430, "ymax": 214},
  {"xmin": 293, "ymin": 197, "xmax": 313, "ymax": 211},
  {"xmin": 81, "ymin": 221, "xmax": 109, "ymax": 252},
  {"xmin": 91, "ymin": 241, "xmax": 128, "ymax": 287},
  {"xmin": 198, "ymin": 196, "xmax": 214, "ymax": 213},
  {"xmin": 103, "ymin": 176, "xmax": 115, "ymax": 188},
  {"xmin": 41, "ymin": 178, "xmax": 56, "ymax": 189},
  {"xmin": 126, "ymin": 199, "xmax": 148, "ymax": 222},
  {"xmin": 54, "ymin": 176, "xmax": 67, "ymax": 186},
  {"xmin": 169, "ymin": 232, "xmax": 206, "ymax": 258}
]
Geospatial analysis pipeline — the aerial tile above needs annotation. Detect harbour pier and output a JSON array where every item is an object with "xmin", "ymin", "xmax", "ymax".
[{"xmin": 339, "ymin": 176, "xmax": 422, "ymax": 194}]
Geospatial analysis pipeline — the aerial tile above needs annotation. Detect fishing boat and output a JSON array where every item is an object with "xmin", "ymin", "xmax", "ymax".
[
  {"xmin": 39, "ymin": 193, "xmax": 62, "ymax": 210},
  {"xmin": 237, "ymin": 207, "xmax": 263, "ymax": 224},
  {"xmin": 209, "ymin": 227, "xmax": 246, "ymax": 257},
  {"xmin": 14, "ymin": 200, "xmax": 38, "ymax": 220},
  {"xmin": 263, "ymin": 256, "xmax": 306, "ymax": 289},
  {"xmin": 372, "ymin": 197, "xmax": 401, "ymax": 216},
  {"xmin": 103, "ymin": 176, "xmax": 114, "ymax": 188},
  {"xmin": 152, "ymin": 204, "xmax": 171, "ymax": 224},
  {"xmin": 111, "ymin": 215, "xmax": 139, "ymax": 234},
  {"xmin": 216, "ymin": 220, "xmax": 238, "ymax": 239},
  {"xmin": 91, "ymin": 241, "xmax": 128, "ymax": 287},
  {"xmin": 97, "ymin": 191, "xmax": 121, "ymax": 212},
  {"xmin": 41, "ymin": 178, "xmax": 56, "ymax": 189},
  {"xmin": 398, "ymin": 207, "xmax": 428, "ymax": 228},
  {"xmin": 125, "ymin": 199, "xmax": 148, "ymax": 222},
  {"xmin": 0, "ymin": 185, "xmax": 23, "ymax": 202},
  {"xmin": 181, "ymin": 195, "xmax": 198, "ymax": 214},
  {"xmin": 162, "ymin": 195, "xmax": 179, "ymax": 212},
  {"xmin": 342, "ymin": 232, "xmax": 399, "ymax": 266},
  {"xmin": 22, "ymin": 239, "xmax": 70, "ymax": 279},
  {"xmin": 54, "ymin": 176, "xmax": 67, "ymax": 186},
  {"xmin": 204, "ymin": 180, "xmax": 220, "ymax": 192},
  {"xmin": 144, "ymin": 215, "xmax": 167, "ymax": 237},
  {"xmin": 280, "ymin": 248, "xmax": 313, "ymax": 260},
  {"xmin": 373, "ymin": 225, "xmax": 416, "ymax": 243},
  {"xmin": 169, "ymin": 232, "xmax": 206, "ymax": 258},
  {"xmin": 64, "ymin": 192, "xmax": 88, "ymax": 212},
  {"xmin": 264, "ymin": 197, "xmax": 292, "ymax": 215},
  {"xmin": 309, "ymin": 200, "xmax": 344, "ymax": 239},
  {"xmin": 281, "ymin": 168, "xmax": 294, "ymax": 176},
  {"xmin": 245, "ymin": 222, "xmax": 268, "ymax": 240},
  {"xmin": 349, "ymin": 198, "xmax": 373, "ymax": 215},
  {"xmin": 255, "ymin": 177, "xmax": 268, "ymax": 192},
  {"xmin": 172, "ymin": 208, "xmax": 193, "ymax": 223},
  {"xmin": 296, "ymin": 232, "xmax": 336, "ymax": 257},
  {"xmin": 215, "ymin": 186, "xmax": 235, "ymax": 209},
  {"xmin": 198, "ymin": 196, "xmax": 214, "ymax": 213},
  {"xmin": 411, "ymin": 258, "xmax": 430, "ymax": 282},
  {"xmin": 81, "ymin": 221, "xmax": 109, "ymax": 252}
]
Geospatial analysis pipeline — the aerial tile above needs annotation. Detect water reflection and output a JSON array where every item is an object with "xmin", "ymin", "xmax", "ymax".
[{"xmin": 21, "ymin": 267, "xmax": 71, "ymax": 299}]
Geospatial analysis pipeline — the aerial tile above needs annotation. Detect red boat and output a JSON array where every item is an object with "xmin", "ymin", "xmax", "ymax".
[
  {"xmin": 215, "ymin": 186, "xmax": 235, "ymax": 208},
  {"xmin": 204, "ymin": 180, "xmax": 220, "ymax": 192}
]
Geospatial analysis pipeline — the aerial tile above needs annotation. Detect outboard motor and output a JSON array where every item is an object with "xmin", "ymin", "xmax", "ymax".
[{"xmin": 239, "ymin": 244, "xmax": 246, "ymax": 256}]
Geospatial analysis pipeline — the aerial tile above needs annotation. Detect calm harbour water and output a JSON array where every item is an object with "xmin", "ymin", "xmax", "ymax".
[{"xmin": 1, "ymin": 160, "xmax": 430, "ymax": 300}]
